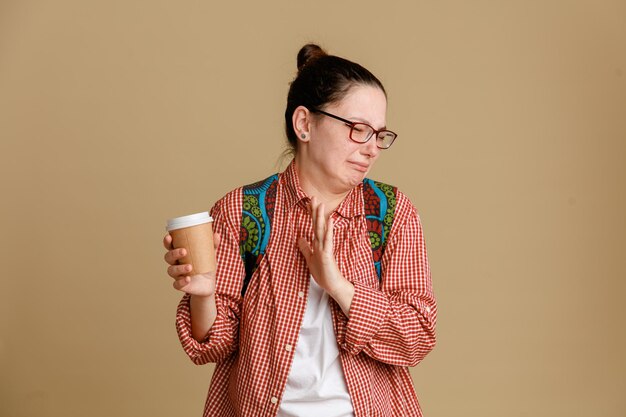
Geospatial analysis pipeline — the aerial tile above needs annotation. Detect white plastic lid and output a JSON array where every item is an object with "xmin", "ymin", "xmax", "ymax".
[{"xmin": 166, "ymin": 211, "xmax": 213, "ymax": 231}]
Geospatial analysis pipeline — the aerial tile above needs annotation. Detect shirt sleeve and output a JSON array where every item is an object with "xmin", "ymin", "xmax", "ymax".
[
  {"xmin": 175, "ymin": 189, "xmax": 245, "ymax": 365},
  {"xmin": 342, "ymin": 192, "xmax": 437, "ymax": 367}
]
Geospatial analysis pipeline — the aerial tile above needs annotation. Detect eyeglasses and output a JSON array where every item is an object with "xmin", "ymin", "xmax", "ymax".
[{"xmin": 309, "ymin": 108, "xmax": 398, "ymax": 149}]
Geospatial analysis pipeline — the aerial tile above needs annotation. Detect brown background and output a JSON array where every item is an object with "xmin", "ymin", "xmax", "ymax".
[{"xmin": 1, "ymin": 1, "xmax": 625, "ymax": 416}]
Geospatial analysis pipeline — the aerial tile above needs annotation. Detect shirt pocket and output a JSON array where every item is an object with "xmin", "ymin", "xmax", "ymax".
[{"xmin": 340, "ymin": 222, "xmax": 380, "ymax": 289}]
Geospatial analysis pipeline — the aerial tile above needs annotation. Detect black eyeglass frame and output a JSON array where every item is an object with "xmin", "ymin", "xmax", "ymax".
[{"xmin": 308, "ymin": 108, "xmax": 398, "ymax": 149}]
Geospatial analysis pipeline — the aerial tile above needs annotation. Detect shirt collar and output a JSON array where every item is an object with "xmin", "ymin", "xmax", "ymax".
[
  {"xmin": 281, "ymin": 160, "xmax": 309, "ymax": 210},
  {"xmin": 280, "ymin": 160, "xmax": 365, "ymax": 218}
]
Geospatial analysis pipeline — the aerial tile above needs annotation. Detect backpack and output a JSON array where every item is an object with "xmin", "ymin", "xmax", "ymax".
[{"xmin": 239, "ymin": 174, "xmax": 397, "ymax": 297}]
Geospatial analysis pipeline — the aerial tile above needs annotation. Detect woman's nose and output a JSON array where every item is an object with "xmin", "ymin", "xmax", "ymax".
[{"xmin": 362, "ymin": 135, "xmax": 380, "ymax": 158}]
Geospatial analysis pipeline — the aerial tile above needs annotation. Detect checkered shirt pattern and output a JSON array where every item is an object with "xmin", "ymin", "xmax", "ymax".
[{"xmin": 176, "ymin": 161, "xmax": 437, "ymax": 417}]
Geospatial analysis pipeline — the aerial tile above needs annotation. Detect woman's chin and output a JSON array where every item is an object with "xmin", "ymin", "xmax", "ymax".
[{"xmin": 346, "ymin": 173, "xmax": 367, "ymax": 188}]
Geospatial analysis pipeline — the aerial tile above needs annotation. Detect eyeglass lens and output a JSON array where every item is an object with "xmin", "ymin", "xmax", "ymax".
[{"xmin": 350, "ymin": 124, "xmax": 396, "ymax": 149}]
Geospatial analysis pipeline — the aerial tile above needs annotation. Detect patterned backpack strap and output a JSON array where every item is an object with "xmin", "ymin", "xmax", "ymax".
[
  {"xmin": 240, "ymin": 174, "xmax": 279, "ymax": 297},
  {"xmin": 363, "ymin": 178, "xmax": 398, "ymax": 280}
]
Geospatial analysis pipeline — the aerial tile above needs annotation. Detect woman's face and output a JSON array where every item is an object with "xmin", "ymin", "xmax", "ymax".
[{"xmin": 304, "ymin": 84, "xmax": 388, "ymax": 192}]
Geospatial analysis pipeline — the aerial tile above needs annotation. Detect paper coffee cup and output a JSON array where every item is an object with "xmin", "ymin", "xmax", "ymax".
[{"xmin": 166, "ymin": 212, "xmax": 216, "ymax": 274}]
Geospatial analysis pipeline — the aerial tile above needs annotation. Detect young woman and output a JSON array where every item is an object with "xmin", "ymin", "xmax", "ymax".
[{"xmin": 163, "ymin": 44, "xmax": 437, "ymax": 417}]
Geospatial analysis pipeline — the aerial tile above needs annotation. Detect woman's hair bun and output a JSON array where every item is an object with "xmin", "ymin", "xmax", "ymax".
[{"xmin": 297, "ymin": 43, "xmax": 328, "ymax": 72}]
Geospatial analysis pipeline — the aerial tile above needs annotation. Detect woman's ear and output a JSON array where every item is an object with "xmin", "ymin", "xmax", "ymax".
[{"xmin": 292, "ymin": 106, "xmax": 312, "ymax": 143}]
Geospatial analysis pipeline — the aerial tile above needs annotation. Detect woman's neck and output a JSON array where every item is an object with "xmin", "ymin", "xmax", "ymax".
[{"xmin": 294, "ymin": 158, "xmax": 350, "ymax": 216}]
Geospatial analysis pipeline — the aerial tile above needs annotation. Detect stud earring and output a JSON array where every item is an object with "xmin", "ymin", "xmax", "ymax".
[{"xmin": 300, "ymin": 133, "xmax": 306, "ymax": 139}]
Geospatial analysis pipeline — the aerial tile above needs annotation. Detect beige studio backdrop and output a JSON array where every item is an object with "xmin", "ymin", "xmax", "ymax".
[{"xmin": 1, "ymin": 1, "xmax": 625, "ymax": 416}]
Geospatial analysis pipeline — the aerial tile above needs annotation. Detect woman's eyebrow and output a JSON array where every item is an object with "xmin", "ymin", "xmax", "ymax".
[{"xmin": 347, "ymin": 115, "xmax": 387, "ymax": 130}]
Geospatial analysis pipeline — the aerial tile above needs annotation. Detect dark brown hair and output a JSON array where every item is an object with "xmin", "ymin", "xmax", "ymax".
[{"xmin": 284, "ymin": 44, "xmax": 387, "ymax": 152}]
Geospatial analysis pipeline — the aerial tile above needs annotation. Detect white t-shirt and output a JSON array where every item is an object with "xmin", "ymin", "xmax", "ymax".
[{"xmin": 277, "ymin": 277, "xmax": 355, "ymax": 417}]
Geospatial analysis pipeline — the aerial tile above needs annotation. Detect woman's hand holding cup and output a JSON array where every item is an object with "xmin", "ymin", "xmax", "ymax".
[
  {"xmin": 163, "ymin": 233, "xmax": 220, "ymax": 297},
  {"xmin": 163, "ymin": 211, "xmax": 220, "ymax": 297}
]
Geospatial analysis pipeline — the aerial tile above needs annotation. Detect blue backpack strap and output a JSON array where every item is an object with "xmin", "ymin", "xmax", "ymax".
[
  {"xmin": 363, "ymin": 178, "xmax": 398, "ymax": 280},
  {"xmin": 240, "ymin": 174, "xmax": 279, "ymax": 297}
]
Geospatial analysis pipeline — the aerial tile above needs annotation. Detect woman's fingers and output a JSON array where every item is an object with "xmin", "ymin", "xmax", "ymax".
[
  {"xmin": 311, "ymin": 198, "xmax": 326, "ymax": 247},
  {"xmin": 167, "ymin": 263, "xmax": 193, "ymax": 278},
  {"xmin": 165, "ymin": 232, "xmax": 215, "ymax": 265},
  {"xmin": 163, "ymin": 233, "xmax": 173, "ymax": 250},
  {"xmin": 164, "ymin": 247, "xmax": 186, "ymax": 265},
  {"xmin": 315, "ymin": 203, "xmax": 326, "ymax": 243},
  {"xmin": 324, "ymin": 215, "xmax": 333, "ymax": 249},
  {"xmin": 308, "ymin": 196, "xmax": 331, "ymax": 252},
  {"xmin": 310, "ymin": 196, "xmax": 317, "ymax": 242},
  {"xmin": 171, "ymin": 273, "xmax": 216, "ymax": 297},
  {"xmin": 172, "ymin": 275, "xmax": 191, "ymax": 291},
  {"xmin": 163, "ymin": 233, "xmax": 188, "ymax": 267}
]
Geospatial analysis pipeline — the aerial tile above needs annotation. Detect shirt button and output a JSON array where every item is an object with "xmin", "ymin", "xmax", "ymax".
[
  {"xmin": 271, "ymin": 397, "xmax": 278, "ymax": 404},
  {"xmin": 297, "ymin": 291, "xmax": 305, "ymax": 298},
  {"xmin": 425, "ymin": 306, "xmax": 431, "ymax": 313},
  {"xmin": 285, "ymin": 344, "xmax": 292, "ymax": 352}
]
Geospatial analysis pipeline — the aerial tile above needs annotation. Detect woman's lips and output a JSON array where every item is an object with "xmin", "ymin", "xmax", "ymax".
[{"xmin": 348, "ymin": 161, "xmax": 369, "ymax": 172}]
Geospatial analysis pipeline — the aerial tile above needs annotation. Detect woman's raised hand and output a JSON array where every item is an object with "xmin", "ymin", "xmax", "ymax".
[
  {"xmin": 297, "ymin": 197, "xmax": 355, "ymax": 316},
  {"xmin": 297, "ymin": 197, "xmax": 342, "ymax": 293}
]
